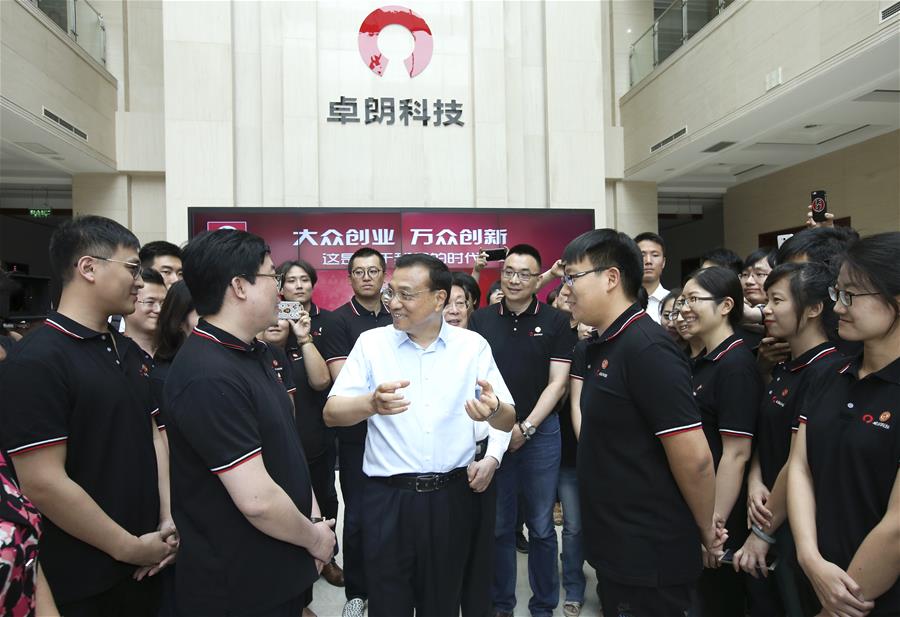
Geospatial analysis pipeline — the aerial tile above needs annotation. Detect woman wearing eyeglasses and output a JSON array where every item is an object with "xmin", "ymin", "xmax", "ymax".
[
  {"xmin": 677, "ymin": 266, "xmax": 762, "ymax": 617},
  {"xmin": 788, "ymin": 232, "xmax": 900, "ymax": 617},
  {"xmin": 730, "ymin": 262, "xmax": 845, "ymax": 616}
]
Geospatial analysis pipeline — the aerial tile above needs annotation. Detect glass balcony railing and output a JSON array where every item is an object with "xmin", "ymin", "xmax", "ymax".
[
  {"xmin": 32, "ymin": 0, "xmax": 106, "ymax": 66},
  {"xmin": 629, "ymin": 0, "xmax": 733, "ymax": 87}
]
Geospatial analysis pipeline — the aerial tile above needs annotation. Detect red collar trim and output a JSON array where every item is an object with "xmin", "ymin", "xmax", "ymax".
[
  {"xmin": 712, "ymin": 338, "xmax": 744, "ymax": 362},
  {"xmin": 604, "ymin": 310, "xmax": 646, "ymax": 342},
  {"xmin": 193, "ymin": 327, "xmax": 250, "ymax": 351},
  {"xmin": 44, "ymin": 319, "xmax": 86, "ymax": 340},
  {"xmin": 789, "ymin": 346, "xmax": 838, "ymax": 372}
]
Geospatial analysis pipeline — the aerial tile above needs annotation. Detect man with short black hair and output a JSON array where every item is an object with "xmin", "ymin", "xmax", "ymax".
[
  {"xmin": 634, "ymin": 232, "xmax": 668, "ymax": 324},
  {"xmin": 469, "ymin": 243, "xmax": 576, "ymax": 617},
  {"xmin": 319, "ymin": 247, "xmax": 393, "ymax": 617},
  {"xmin": 163, "ymin": 229, "xmax": 335, "ymax": 616},
  {"xmin": 325, "ymin": 253, "xmax": 515, "ymax": 617},
  {"xmin": 124, "ymin": 268, "xmax": 167, "ymax": 359},
  {"xmin": 0, "ymin": 215, "xmax": 176, "ymax": 616},
  {"xmin": 139, "ymin": 240, "xmax": 183, "ymax": 288},
  {"xmin": 700, "ymin": 247, "xmax": 743, "ymax": 275},
  {"xmin": 562, "ymin": 229, "xmax": 723, "ymax": 617}
]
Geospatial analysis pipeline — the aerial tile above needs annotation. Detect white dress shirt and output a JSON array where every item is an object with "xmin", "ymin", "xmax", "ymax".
[
  {"xmin": 329, "ymin": 320, "xmax": 515, "ymax": 477},
  {"xmin": 646, "ymin": 283, "xmax": 670, "ymax": 324}
]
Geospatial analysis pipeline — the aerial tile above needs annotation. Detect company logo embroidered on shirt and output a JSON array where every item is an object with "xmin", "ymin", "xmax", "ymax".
[{"xmin": 863, "ymin": 411, "xmax": 892, "ymax": 430}]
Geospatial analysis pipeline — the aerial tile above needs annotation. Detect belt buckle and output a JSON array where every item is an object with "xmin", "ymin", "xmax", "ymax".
[{"xmin": 415, "ymin": 473, "xmax": 438, "ymax": 493}]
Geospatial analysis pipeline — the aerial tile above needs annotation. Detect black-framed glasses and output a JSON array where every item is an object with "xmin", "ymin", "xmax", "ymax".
[
  {"xmin": 85, "ymin": 256, "xmax": 143, "ymax": 280},
  {"xmin": 674, "ymin": 296, "xmax": 722, "ymax": 310},
  {"xmin": 500, "ymin": 269, "xmax": 539, "ymax": 283},
  {"xmin": 562, "ymin": 265, "xmax": 611, "ymax": 287},
  {"xmin": 242, "ymin": 272, "xmax": 284, "ymax": 291},
  {"xmin": 351, "ymin": 267, "xmax": 383, "ymax": 279},
  {"xmin": 828, "ymin": 285, "xmax": 879, "ymax": 307},
  {"xmin": 382, "ymin": 286, "xmax": 430, "ymax": 303},
  {"xmin": 662, "ymin": 310, "xmax": 680, "ymax": 321}
]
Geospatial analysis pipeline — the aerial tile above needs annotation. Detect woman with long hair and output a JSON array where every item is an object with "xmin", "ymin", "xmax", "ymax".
[{"xmin": 788, "ymin": 232, "xmax": 900, "ymax": 616}]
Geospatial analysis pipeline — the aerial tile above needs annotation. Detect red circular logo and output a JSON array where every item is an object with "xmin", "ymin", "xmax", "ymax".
[
  {"xmin": 358, "ymin": 6, "xmax": 433, "ymax": 78},
  {"xmin": 862, "ymin": 414, "xmax": 874, "ymax": 424},
  {"xmin": 812, "ymin": 197, "xmax": 826, "ymax": 213}
]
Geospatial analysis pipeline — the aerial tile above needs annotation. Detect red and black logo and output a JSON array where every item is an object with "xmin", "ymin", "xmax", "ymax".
[{"xmin": 811, "ymin": 197, "xmax": 826, "ymax": 214}]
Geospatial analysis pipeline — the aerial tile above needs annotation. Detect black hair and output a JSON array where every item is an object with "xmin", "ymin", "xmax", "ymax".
[
  {"xmin": 562, "ymin": 229, "xmax": 644, "ymax": 304},
  {"xmin": 49, "ymin": 216, "xmax": 140, "ymax": 285},
  {"xmin": 743, "ymin": 247, "xmax": 775, "ymax": 271},
  {"xmin": 506, "ymin": 244, "xmax": 542, "ymax": 269},
  {"xmin": 634, "ymin": 232, "xmax": 666, "ymax": 255},
  {"xmin": 764, "ymin": 262, "xmax": 837, "ymax": 337},
  {"xmin": 347, "ymin": 247, "xmax": 386, "ymax": 274},
  {"xmin": 153, "ymin": 280, "xmax": 195, "ymax": 362},
  {"xmin": 394, "ymin": 253, "xmax": 452, "ymax": 303},
  {"xmin": 277, "ymin": 259, "xmax": 318, "ymax": 287},
  {"xmin": 839, "ymin": 231, "xmax": 900, "ymax": 328},
  {"xmin": 776, "ymin": 226, "xmax": 860, "ymax": 266},
  {"xmin": 659, "ymin": 287, "xmax": 682, "ymax": 317},
  {"xmin": 686, "ymin": 266, "xmax": 744, "ymax": 328},
  {"xmin": 181, "ymin": 229, "xmax": 271, "ymax": 316},
  {"xmin": 546, "ymin": 284, "xmax": 562, "ymax": 306},
  {"xmin": 451, "ymin": 272, "xmax": 481, "ymax": 309},
  {"xmin": 139, "ymin": 241, "xmax": 182, "ymax": 269},
  {"xmin": 140, "ymin": 268, "xmax": 166, "ymax": 287},
  {"xmin": 700, "ymin": 247, "xmax": 743, "ymax": 276},
  {"xmin": 487, "ymin": 280, "xmax": 503, "ymax": 305}
]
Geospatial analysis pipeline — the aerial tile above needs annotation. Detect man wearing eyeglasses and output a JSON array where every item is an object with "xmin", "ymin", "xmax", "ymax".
[
  {"xmin": 163, "ymin": 229, "xmax": 334, "ymax": 616},
  {"xmin": 0, "ymin": 216, "xmax": 176, "ymax": 616},
  {"xmin": 468, "ymin": 244, "xmax": 576, "ymax": 617},
  {"xmin": 123, "ymin": 269, "xmax": 167, "ymax": 361},
  {"xmin": 325, "ymin": 253, "xmax": 515, "ymax": 617},
  {"xmin": 318, "ymin": 247, "xmax": 393, "ymax": 617}
]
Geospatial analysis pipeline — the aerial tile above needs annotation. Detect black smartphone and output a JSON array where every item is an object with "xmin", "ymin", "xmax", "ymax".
[
  {"xmin": 719, "ymin": 548, "xmax": 778, "ymax": 571},
  {"xmin": 482, "ymin": 247, "xmax": 508, "ymax": 261},
  {"xmin": 811, "ymin": 190, "xmax": 828, "ymax": 223}
]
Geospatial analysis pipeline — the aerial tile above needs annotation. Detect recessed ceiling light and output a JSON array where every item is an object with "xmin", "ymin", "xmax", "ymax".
[{"xmin": 627, "ymin": 28, "xmax": 632, "ymax": 33}]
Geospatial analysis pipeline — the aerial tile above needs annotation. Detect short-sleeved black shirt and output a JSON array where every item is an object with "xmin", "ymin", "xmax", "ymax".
[
  {"xmin": 691, "ymin": 334, "xmax": 761, "ymax": 466},
  {"xmin": 0, "ymin": 312, "xmax": 160, "ymax": 604},
  {"xmin": 285, "ymin": 303, "xmax": 331, "ymax": 459},
  {"xmin": 164, "ymin": 320, "xmax": 317, "ymax": 615},
  {"xmin": 757, "ymin": 342, "xmax": 843, "ymax": 488},
  {"xmin": 318, "ymin": 297, "xmax": 392, "ymax": 443},
  {"xmin": 561, "ymin": 330, "xmax": 589, "ymax": 469},
  {"xmin": 469, "ymin": 297, "xmax": 576, "ymax": 422},
  {"xmin": 799, "ymin": 355, "xmax": 900, "ymax": 615},
  {"xmin": 577, "ymin": 303, "xmax": 703, "ymax": 587}
]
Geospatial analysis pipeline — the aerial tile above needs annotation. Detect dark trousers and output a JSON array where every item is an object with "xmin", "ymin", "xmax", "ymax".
[
  {"xmin": 58, "ymin": 574, "xmax": 161, "ymax": 617},
  {"xmin": 309, "ymin": 445, "xmax": 340, "ymax": 539},
  {"xmin": 461, "ymin": 478, "xmax": 497, "ymax": 617},
  {"xmin": 596, "ymin": 576, "xmax": 692, "ymax": 617},
  {"xmin": 363, "ymin": 473, "xmax": 476, "ymax": 617},
  {"xmin": 339, "ymin": 439, "xmax": 367, "ymax": 601}
]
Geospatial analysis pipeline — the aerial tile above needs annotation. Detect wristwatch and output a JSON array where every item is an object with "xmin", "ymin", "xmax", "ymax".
[{"xmin": 519, "ymin": 420, "xmax": 536, "ymax": 440}]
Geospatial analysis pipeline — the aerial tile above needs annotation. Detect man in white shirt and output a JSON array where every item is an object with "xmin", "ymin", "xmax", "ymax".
[
  {"xmin": 635, "ymin": 232, "xmax": 669, "ymax": 324},
  {"xmin": 324, "ymin": 253, "xmax": 515, "ymax": 617}
]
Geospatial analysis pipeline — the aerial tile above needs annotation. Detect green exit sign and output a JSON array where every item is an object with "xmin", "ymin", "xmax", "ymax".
[{"xmin": 29, "ymin": 209, "xmax": 52, "ymax": 218}]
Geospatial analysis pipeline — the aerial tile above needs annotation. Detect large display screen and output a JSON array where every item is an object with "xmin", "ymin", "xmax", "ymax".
[{"xmin": 189, "ymin": 208, "xmax": 595, "ymax": 310}]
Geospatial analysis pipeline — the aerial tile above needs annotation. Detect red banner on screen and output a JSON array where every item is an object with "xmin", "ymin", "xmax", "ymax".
[{"xmin": 190, "ymin": 208, "xmax": 594, "ymax": 310}]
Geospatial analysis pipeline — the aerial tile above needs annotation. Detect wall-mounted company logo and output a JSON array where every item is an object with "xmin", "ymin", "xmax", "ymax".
[
  {"xmin": 207, "ymin": 221, "xmax": 248, "ymax": 232},
  {"xmin": 358, "ymin": 6, "xmax": 433, "ymax": 78}
]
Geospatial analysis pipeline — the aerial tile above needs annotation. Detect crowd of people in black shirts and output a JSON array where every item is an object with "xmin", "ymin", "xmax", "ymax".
[{"xmin": 0, "ymin": 210, "xmax": 898, "ymax": 617}]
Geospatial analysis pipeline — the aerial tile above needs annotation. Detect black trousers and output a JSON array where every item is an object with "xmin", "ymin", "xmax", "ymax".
[
  {"xmin": 58, "ymin": 574, "xmax": 161, "ymax": 617},
  {"xmin": 339, "ymin": 440, "xmax": 367, "ymax": 601},
  {"xmin": 461, "ymin": 478, "xmax": 497, "ymax": 617},
  {"xmin": 596, "ymin": 576, "xmax": 692, "ymax": 617},
  {"xmin": 363, "ymin": 473, "xmax": 476, "ymax": 617},
  {"xmin": 309, "ymin": 445, "xmax": 340, "ymax": 533}
]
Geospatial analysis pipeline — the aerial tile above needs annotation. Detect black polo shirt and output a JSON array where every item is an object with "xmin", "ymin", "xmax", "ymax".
[
  {"xmin": 562, "ymin": 331, "xmax": 590, "ymax": 469},
  {"xmin": 285, "ymin": 303, "xmax": 332, "ymax": 460},
  {"xmin": 469, "ymin": 297, "xmax": 576, "ymax": 422},
  {"xmin": 319, "ymin": 297, "xmax": 392, "ymax": 443},
  {"xmin": 799, "ymin": 355, "xmax": 900, "ymax": 614},
  {"xmin": 691, "ymin": 334, "xmax": 761, "ymax": 466},
  {"xmin": 577, "ymin": 303, "xmax": 703, "ymax": 587},
  {"xmin": 163, "ymin": 320, "xmax": 317, "ymax": 615},
  {"xmin": 0, "ymin": 311, "xmax": 160, "ymax": 604},
  {"xmin": 757, "ymin": 342, "xmax": 843, "ymax": 488}
]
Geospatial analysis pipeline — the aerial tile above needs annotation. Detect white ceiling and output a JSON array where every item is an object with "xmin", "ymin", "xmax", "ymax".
[{"xmin": 630, "ymin": 29, "xmax": 900, "ymax": 194}]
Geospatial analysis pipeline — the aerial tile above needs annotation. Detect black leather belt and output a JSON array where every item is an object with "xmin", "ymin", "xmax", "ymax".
[{"xmin": 374, "ymin": 467, "xmax": 467, "ymax": 493}]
